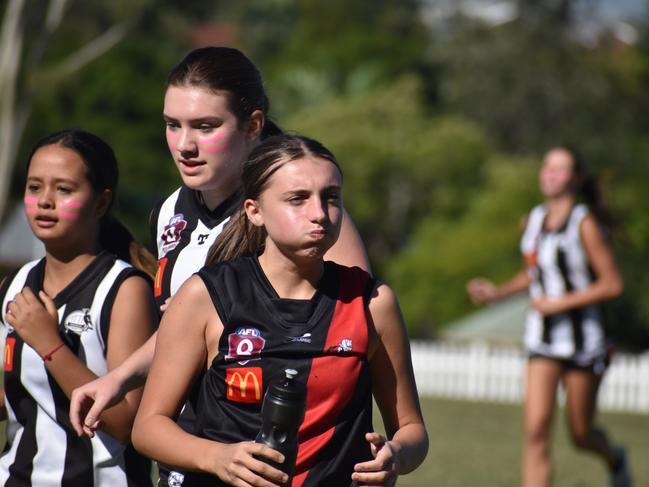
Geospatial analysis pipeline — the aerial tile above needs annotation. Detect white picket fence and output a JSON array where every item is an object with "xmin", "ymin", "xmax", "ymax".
[{"xmin": 411, "ymin": 340, "xmax": 649, "ymax": 413}]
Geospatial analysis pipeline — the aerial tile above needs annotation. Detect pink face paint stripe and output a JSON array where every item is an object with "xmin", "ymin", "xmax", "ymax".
[
  {"xmin": 24, "ymin": 196, "xmax": 38, "ymax": 205},
  {"xmin": 61, "ymin": 200, "xmax": 83, "ymax": 208},
  {"xmin": 59, "ymin": 211, "xmax": 79, "ymax": 220}
]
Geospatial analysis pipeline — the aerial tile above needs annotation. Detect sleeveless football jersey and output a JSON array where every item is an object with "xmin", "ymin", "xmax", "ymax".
[
  {"xmin": 520, "ymin": 204, "xmax": 606, "ymax": 364},
  {"xmin": 149, "ymin": 186, "xmax": 241, "ymax": 309},
  {"xmin": 181, "ymin": 256, "xmax": 375, "ymax": 487},
  {"xmin": 0, "ymin": 252, "xmax": 151, "ymax": 486}
]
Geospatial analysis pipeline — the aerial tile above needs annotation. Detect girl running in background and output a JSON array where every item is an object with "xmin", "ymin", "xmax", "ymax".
[
  {"xmin": 0, "ymin": 129, "xmax": 157, "ymax": 486},
  {"xmin": 132, "ymin": 134, "xmax": 428, "ymax": 487},
  {"xmin": 467, "ymin": 146, "xmax": 631, "ymax": 487},
  {"xmin": 69, "ymin": 47, "xmax": 369, "ymax": 486}
]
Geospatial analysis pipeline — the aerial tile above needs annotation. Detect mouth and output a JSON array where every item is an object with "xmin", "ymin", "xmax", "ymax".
[
  {"xmin": 34, "ymin": 215, "xmax": 58, "ymax": 228},
  {"xmin": 309, "ymin": 229, "xmax": 327, "ymax": 240},
  {"xmin": 178, "ymin": 158, "xmax": 207, "ymax": 176}
]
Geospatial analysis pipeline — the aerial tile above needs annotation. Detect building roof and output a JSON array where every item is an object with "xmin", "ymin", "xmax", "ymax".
[
  {"xmin": 441, "ymin": 293, "xmax": 528, "ymax": 344},
  {"xmin": 0, "ymin": 205, "xmax": 44, "ymax": 267}
]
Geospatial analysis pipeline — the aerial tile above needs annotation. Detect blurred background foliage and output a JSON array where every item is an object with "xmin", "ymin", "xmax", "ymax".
[{"xmin": 4, "ymin": 0, "xmax": 649, "ymax": 346}]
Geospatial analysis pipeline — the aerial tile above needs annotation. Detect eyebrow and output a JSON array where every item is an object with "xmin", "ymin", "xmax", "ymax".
[
  {"xmin": 282, "ymin": 185, "xmax": 342, "ymax": 195},
  {"xmin": 27, "ymin": 176, "xmax": 78, "ymax": 185},
  {"xmin": 163, "ymin": 114, "xmax": 223, "ymax": 124}
]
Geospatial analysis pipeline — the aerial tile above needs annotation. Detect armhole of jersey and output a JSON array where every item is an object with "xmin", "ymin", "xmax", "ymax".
[
  {"xmin": 0, "ymin": 269, "xmax": 20, "ymax": 326},
  {"xmin": 149, "ymin": 200, "xmax": 164, "ymax": 257},
  {"xmin": 196, "ymin": 270, "xmax": 228, "ymax": 326},
  {"xmin": 99, "ymin": 268, "xmax": 152, "ymax": 356}
]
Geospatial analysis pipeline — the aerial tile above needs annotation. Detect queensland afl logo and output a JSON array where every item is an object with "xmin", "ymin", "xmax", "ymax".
[
  {"xmin": 64, "ymin": 308, "xmax": 93, "ymax": 335},
  {"xmin": 226, "ymin": 327, "xmax": 266, "ymax": 365},
  {"xmin": 161, "ymin": 213, "xmax": 187, "ymax": 256}
]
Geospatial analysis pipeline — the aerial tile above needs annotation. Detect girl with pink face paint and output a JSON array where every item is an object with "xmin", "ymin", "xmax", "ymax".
[
  {"xmin": 0, "ymin": 129, "xmax": 157, "ymax": 485},
  {"xmin": 467, "ymin": 146, "xmax": 630, "ymax": 487},
  {"xmin": 69, "ymin": 46, "xmax": 370, "ymax": 487}
]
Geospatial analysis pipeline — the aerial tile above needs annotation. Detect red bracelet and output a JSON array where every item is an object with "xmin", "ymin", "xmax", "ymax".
[{"xmin": 42, "ymin": 342, "xmax": 65, "ymax": 361}]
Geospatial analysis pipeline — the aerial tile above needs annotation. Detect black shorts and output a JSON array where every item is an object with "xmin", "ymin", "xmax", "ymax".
[{"xmin": 528, "ymin": 352, "xmax": 610, "ymax": 376}]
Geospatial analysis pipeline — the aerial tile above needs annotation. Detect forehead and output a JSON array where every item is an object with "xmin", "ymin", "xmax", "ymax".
[
  {"xmin": 543, "ymin": 149, "xmax": 574, "ymax": 170},
  {"xmin": 163, "ymin": 85, "xmax": 233, "ymax": 119},
  {"xmin": 268, "ymin": 156, "xmax": 342, "ymax": 189},
  {"xmin": 28, "ymin": 144, "xmax": 87, "ymax": 178}
]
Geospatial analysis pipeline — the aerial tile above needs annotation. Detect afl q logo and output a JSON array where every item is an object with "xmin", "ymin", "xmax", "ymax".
[{"xmin": 226, "ymin": 327, "xmax": 266, "ymax": 365}]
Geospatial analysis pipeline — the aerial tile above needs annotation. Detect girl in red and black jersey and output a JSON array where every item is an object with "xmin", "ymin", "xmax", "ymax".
[{"xmin": 132, "ymin": 134, "xmax": 428, "ymax": 487}]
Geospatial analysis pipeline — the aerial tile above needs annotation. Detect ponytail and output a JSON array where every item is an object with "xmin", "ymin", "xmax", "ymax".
[
  {"xmin": 205, "ymin": 209, "xmax": 266, "ymax": 265},
  {"xmin": 260, "ymin": 118, "xmax": 283, "ymax": 140},
  {"xmin": 579, "ymin": 173, "xmax": 614, "ymax": 231},
  {"xmin": 99, "ymin": 216, "xmax": 158, "ymax": 278}
]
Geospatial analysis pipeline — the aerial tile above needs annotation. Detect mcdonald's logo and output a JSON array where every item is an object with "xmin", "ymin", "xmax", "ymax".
[
  {"xmin": 4, "ymin": 337, "xmax": 16, "ymax": 372},
  {"xmin": 226, "ymin": 367, "xmax": 263, "ymax": 404},
  {"xmin": 154, "ymin": 258, "xmax": 168, "ymax": 298}
]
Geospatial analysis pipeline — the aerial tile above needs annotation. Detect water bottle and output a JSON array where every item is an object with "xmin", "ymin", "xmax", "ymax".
[{"xmin": 255, "ymin": 368, "xmax": 306, "ymax": 486}]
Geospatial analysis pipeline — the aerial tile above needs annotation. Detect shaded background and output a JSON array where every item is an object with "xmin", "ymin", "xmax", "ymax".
[{"xmin": 2, "ymin": 0, "xmax": 648, "ymax": 347}]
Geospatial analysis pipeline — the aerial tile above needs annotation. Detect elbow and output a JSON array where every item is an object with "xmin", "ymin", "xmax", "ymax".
[
  {"xmin": 606, "ymin": 277, "xmax": 624, "ymax": 300},
  {"xmin": 131, "ymin": 417, "xmax": 147, "ymax": 454}
]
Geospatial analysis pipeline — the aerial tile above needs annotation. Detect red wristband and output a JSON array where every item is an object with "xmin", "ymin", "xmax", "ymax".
[{"xmin": 42, "ymin": 342, "xmax": 65, "ymax": 361}]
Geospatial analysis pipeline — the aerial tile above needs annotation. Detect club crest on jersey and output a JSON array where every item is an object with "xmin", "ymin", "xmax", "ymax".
[
  {"xmin": 160, "ymin": 213, "xmax": 187, "ymax": 256},
  {"xmin": 226, "ymin": 327, "xmax": 266, "ymax": 365},
  {"xmin": 327, "ymin": 338, "xmax": 353, "ymax": 353},
  {"xmin": 168, "ymin": 471, "xmax": 185, "ymax": 486},
  {"xmin": 64, "ymin": 308, "xmax": 93, "ymax": 335}
]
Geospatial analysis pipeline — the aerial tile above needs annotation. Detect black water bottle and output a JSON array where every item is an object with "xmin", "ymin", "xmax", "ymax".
[{"xmin": 255, "ymin": 368, "xmax": 306, "ymax": 486}]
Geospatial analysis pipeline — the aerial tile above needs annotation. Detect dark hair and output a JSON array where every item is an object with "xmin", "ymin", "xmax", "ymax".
[
  {"xmin": 27, "ymin": 129, "xmax": 157, "ymax": 277},
  {"xmin": 206, "ymin": 134, "xmax": 342, "ymax": 264},
  {"xmin": 551, "ymin": 145, "xmax": 615, "ymax": 230},
  {"xmin": 167, "ymin": 46, "xmax": 282, "ymax": 139}
]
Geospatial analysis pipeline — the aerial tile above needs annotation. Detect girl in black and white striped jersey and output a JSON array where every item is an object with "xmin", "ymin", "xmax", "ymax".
[
  {"xmin": 0, "ymin": 130, "xmax": 157, "ymax": 486},
  {"xmin": 467, "ymin": 147, "xmax": 631, "ymax": 487}
]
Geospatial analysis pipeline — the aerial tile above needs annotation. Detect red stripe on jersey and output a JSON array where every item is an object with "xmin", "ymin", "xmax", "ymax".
[
  {"xmin": 293, "ymin": 268, "xmax": 369, "ymax": 487},
  {"xmin": 154, "ymin": 258, "xmax": 168, "ymax": 298}
]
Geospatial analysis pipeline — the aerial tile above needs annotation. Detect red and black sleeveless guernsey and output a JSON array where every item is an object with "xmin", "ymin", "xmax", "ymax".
[
  {"xmin": 184, "ymin": 256, "xmax": 376, "ymax": 487},
  {"xmin": 0, "ymin": 252, "xmax": 151, "ymax": 486}
]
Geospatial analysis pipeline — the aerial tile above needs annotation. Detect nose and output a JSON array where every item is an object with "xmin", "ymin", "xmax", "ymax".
[
  {"xmin": 308, "ymin": 197, "xmax": 327, "ymax": 223},
  {"xmin": 38, "ymin": 187, "xmax": 54, "ymax": 208},
  {"xmin": 176, "ymin": 129, "xmax": 198, "ymax": 157}
]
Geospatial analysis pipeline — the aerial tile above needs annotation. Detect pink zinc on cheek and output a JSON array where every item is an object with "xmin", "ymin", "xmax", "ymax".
[
  {"xmin": 166, "ymin": 129, "xmax": 179, "ymax": 151},
  {"xmin": 61, "ymin": 200, "xmax": 83, "ymax": 209},
  {"xmin": 59, "ymin": 211, "xmax": 80, "ymax": 220},
  {"xmin": 199, "ymin": 131, "xmax": 230, "ymax": 155},
  {"xmin": 24, "ymin": 196, "xmax": 38, "ymax": 215}
]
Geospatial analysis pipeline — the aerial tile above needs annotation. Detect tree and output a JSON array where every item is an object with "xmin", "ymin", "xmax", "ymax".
[{"xmin": 0, "ymin": 0, "xmax": 150, "ymax": 220}]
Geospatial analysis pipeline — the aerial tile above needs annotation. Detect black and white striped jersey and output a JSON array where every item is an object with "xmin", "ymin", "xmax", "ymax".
[
  {"xmin": 148, "ymin": 186, "xmax": 240, "ymax": 487},
  {"xmin": 149, "ymin": 186, "xmax": 241, "ymax": 309},
  {"xmin": 0, "ymin": 252, "xmax": 151, "ymax": 486},
  {"xmin": 520, "ymin": 204, "xmax": 605, "ymax": 364}
]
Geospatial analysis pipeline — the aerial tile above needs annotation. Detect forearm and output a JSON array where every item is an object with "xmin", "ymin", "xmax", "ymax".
[
  {"xmin": 494, "ymin": 270, "xmax": 531, "ymax": 300},
  {"xmin": 133, "ymin": 414, "xmax": 217, "ymax": 474},
  {"xmin": 45, "ymin": 347, "xmax": 143, "ymax": 442},
  {"xmin": 548, "ymin": 278, "xmax": 623, "ymax": 313},
  {"xmin": 113, "ymin": 331, "xmax": 158, "ymax": 392},
  {"xmin": 390, "ymin": 423, "xmax": 429, "ymax": 475}
]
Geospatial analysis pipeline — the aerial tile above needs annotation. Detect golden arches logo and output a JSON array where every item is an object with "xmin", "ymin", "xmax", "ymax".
[{"xmin": 226, "ymin": 367, "xmax": 262, "ymax": 403}]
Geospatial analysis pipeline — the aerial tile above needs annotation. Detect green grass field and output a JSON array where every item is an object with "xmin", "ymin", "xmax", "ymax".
[
  {"xmin": 384, "ymin": 397, "xmax": 648, "ymax": 486},
  {"xmin": 0, "ymin": 395, "xmax": 645, "ymax": 485}
]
